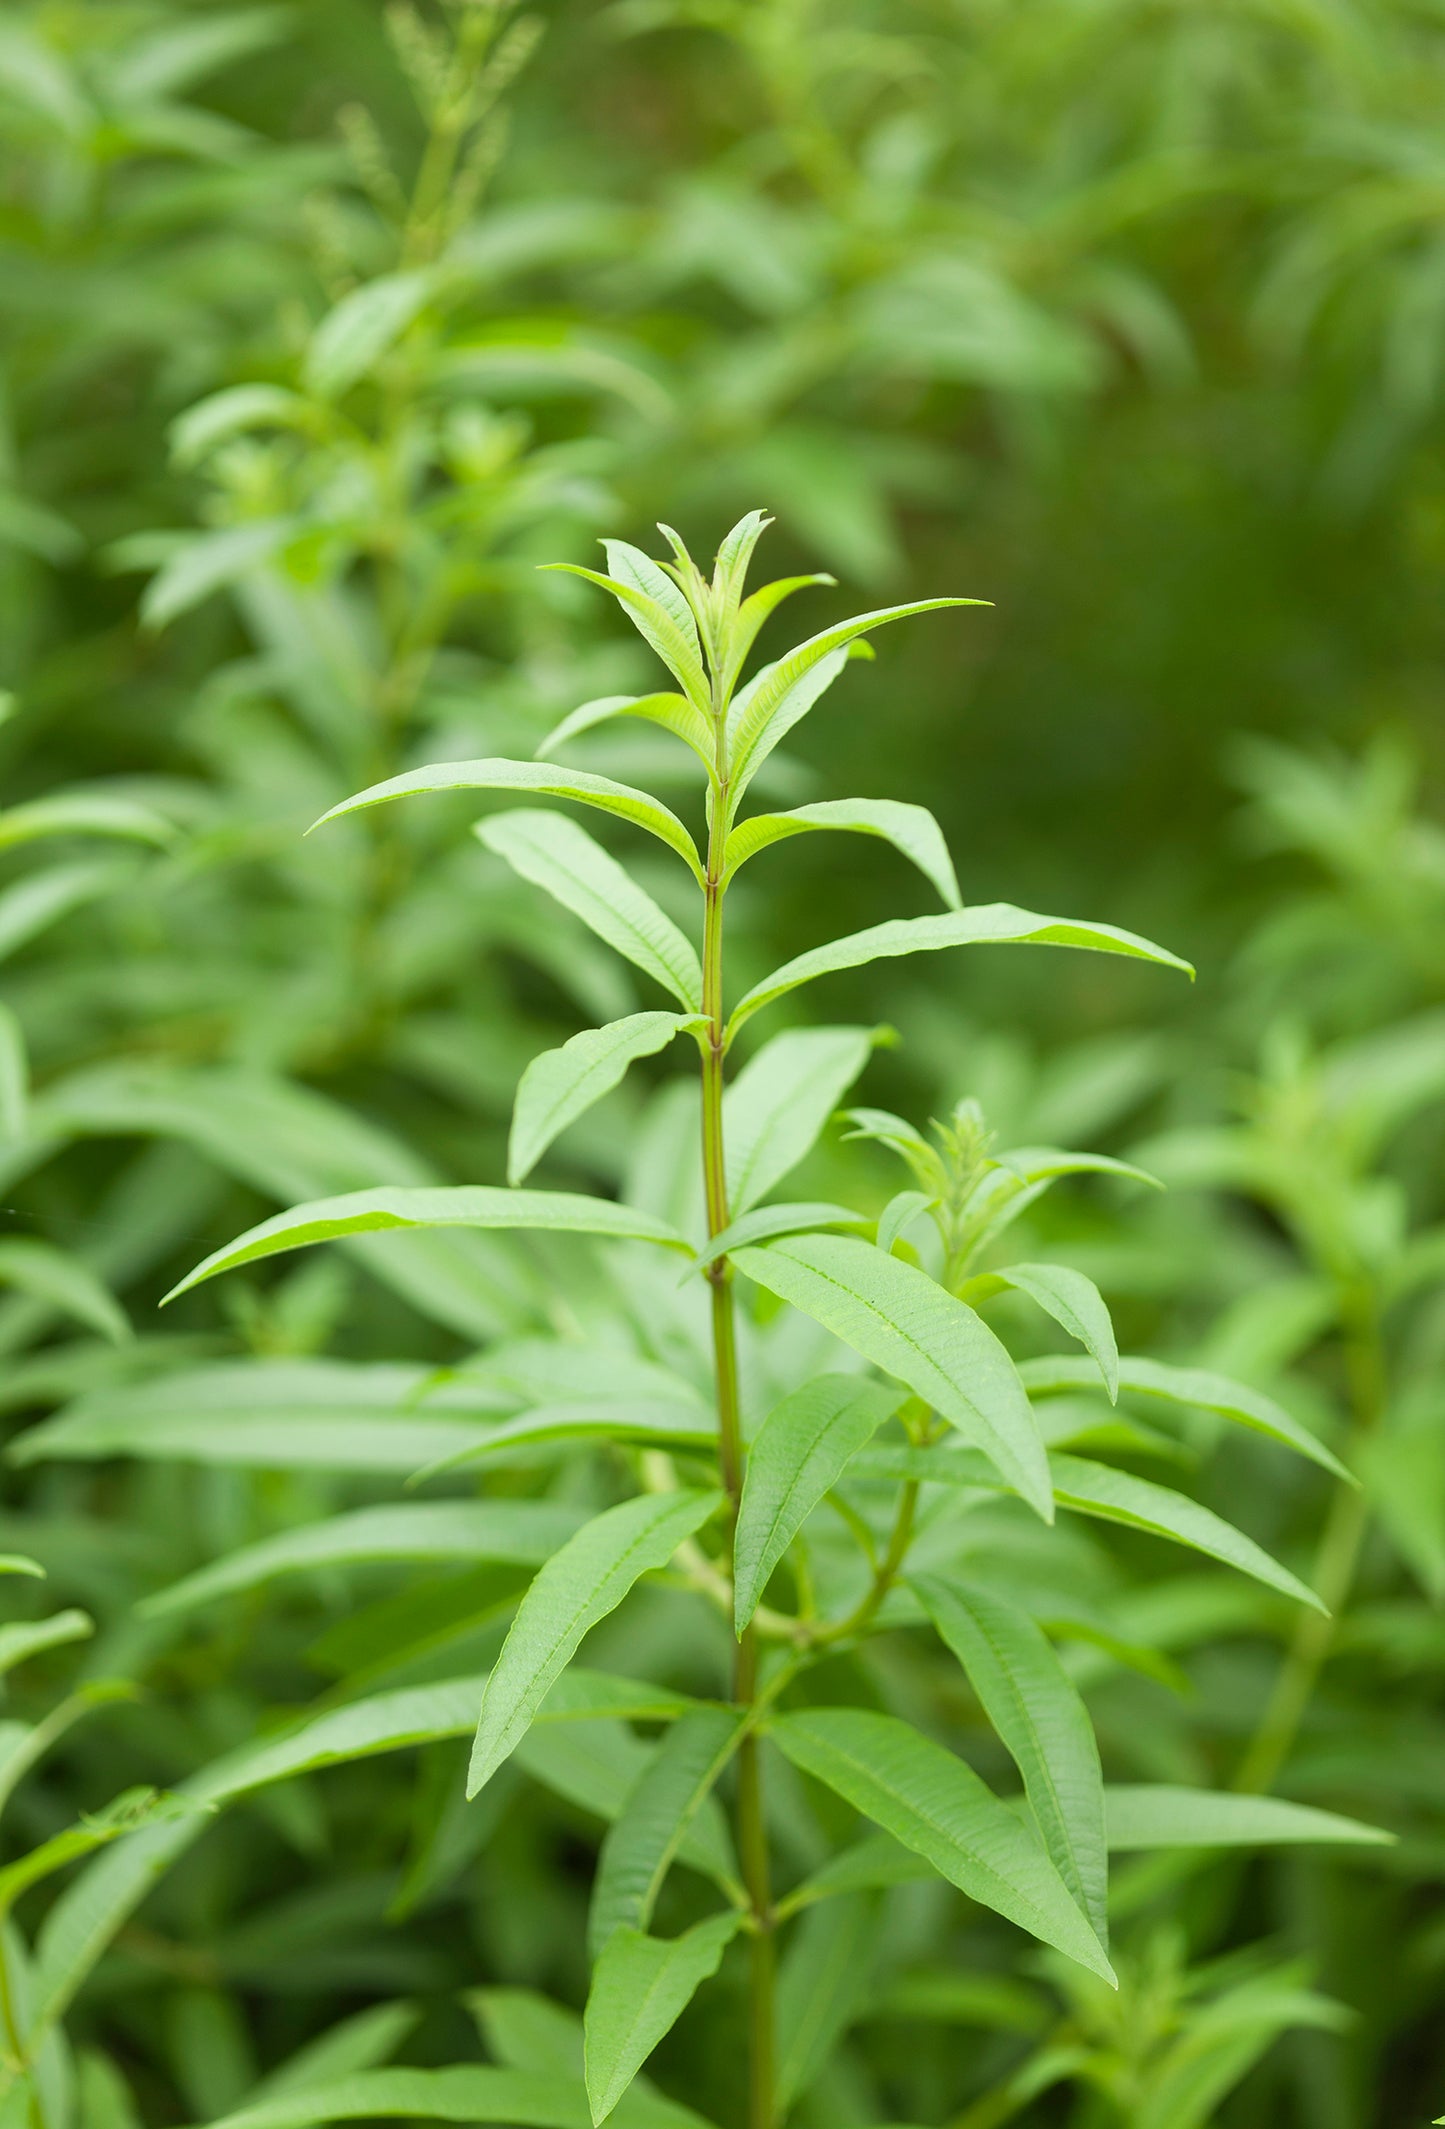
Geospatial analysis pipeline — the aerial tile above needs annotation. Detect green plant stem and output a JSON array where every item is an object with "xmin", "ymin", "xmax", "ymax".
[
  {"xmin": 1235, "ymin": 1284, "xmax": 1383, "ymax": 1794},
  {"xmin": 700, "ymin": 791, "xmax": 775, "ymax": 2129}
]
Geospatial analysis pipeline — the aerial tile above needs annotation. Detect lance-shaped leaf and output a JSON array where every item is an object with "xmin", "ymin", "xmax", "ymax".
[
  {"xmin": 542, "ymin": 557, "xmax": 710, "ymax": 711},
  {"xmin": 535, "ymin": 693, "xmax": 715, "ymax": 777},
  {"xmin": 140, "ymin": 1501, "xmax": 591, "ymax": 1618},
  {"xmin": 1049, "ymin": 1455, "xmax": 1327, "ymax": 1609},
  {"xmin": 585, "ymin": 1912, "xmax": 742, "ymax": 2125},
  {"xmin": 722, "ymin": 572, "xmax": 835, "ymax": 692},
  {"xmin": 912, "ymin": 1577, "xmax": 1108, "ymax": 1947},
  {"xmin": 479, "ymin": 811, "xmax": 703, "ymax": 1011},
  {"xmin": 689, "ymin": 1202, "xmax": 868, "ymax": 1278},
  {"xmin": 165, "ymin": 1186, "xmax": 693, "ymax": 1302},
  {"xmin": 1018, "ymin": 1354, "xmax": 1350, "ymax": 1479},
  {"xmin": 312, "ymin": 756, "xmax": 704, "ymax": 880},
  {"xmin": 725, "ymin": 1025, "xmax": 878, "ymax": 1213},
  {"xmin": 962, "ymin": 1264, "xmax": 1118, "ymax": 1401},
  {"xmin": 775, "ymin": 1893, "xmax": 878, "ymax": 2111},
  {"xmin": 724, "ymin": 799, "xmax": 960, "ymax": 909},
  {"xmin": 1103, "ymin": 1786, "xmax": 1390, "ymax": 1852},
  {"xmin": 0, "ymin": 792, "xmax": 176, "ymax": 852},
  {"xmin": 0, "ymin": 1239, "xmax": 129, "ymax": 1344},
  {"xmin": 589, "ymin": 1708, "xmax": 745, "ymax": 1955},
  {"xmin": 734, "ymin": 1375, "xmax": 905, "ymax": 1631},
  {"xmin": 182, "ymin": 2063, "xmax": 712, "ymax": 2129},
  {"xmin": 731, "ymin": 1234, "xmax": 1051, "ymax": 1519},
  {"xmin": 769, "ymin": 1708, "xmax": 1114, "ymax": 1983},
  {"xmin": 468, "ymin": 1489, "xmax": 724, "ymax": 1794},
  {"xmin": 510, "ymin": 1013, "xmax": 706, "ymax": 1184},
  {"xmin": 0, "ymin": 1611, "xmax": 92, "ymax": 1679},
  {"xmin": 727, "ymin": 599, "xmax": 985, "ymax": 800},
  {"xmin": 729, "ymin": 906, "xmax": 1193, "ymax": 1039}
]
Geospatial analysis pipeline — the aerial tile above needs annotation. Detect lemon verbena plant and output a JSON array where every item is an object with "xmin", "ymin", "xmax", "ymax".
[{"xmin": 162, "ymin": 517, "xmax": 1382, "ymax": 2129}]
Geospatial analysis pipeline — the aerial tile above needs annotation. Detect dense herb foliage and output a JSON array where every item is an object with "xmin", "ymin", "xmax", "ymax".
[{"xmin": 1, "ymin": 5, "xmax": 1443, "ymax": 2128}]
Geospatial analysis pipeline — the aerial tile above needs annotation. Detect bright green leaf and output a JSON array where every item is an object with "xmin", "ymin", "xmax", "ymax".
[
  {"xmin": 468, "ymin": 1490, "xmax": 724, "ymax": 1794},
  {"xmin": 732, "ymin": 1234, "xmax": 1052, "ymax": 1519},
  {"xmin": 584, "ymin": 1913, "xmax": 741, "ymax": 2125},
  {"xmin": 769, "ymin": 1708, "xmax": 1114, "ymax": 1983},
  {"xmin": 725, "ymin": 1025, "xmax": 878, "ymax": 1213},
  {"xmin": 1018, "ymin": 1355, "xmax": 1350, "ymax": 1479},
  {"xmin": 510, "ymin": 1013, "xmax": 705, "ymax": 1184},
  {"xmin": 1103, "ymin": 1786, "xmax": 1390, "ymax": 1851},
  {"xmin": 589, "ymin": 1708, "xmax": 744, "ymax": 1955},
  {"xmin": 729, "ymin": 906, "xmax": 1193, "ymax": 1040},
  {"xmin": 724, "ymin": 799, "xmax": 959, "ymax": 909},
  {"xmin": 734, "ymin": 1375, "xmax": 904, "ymax": 1631}
]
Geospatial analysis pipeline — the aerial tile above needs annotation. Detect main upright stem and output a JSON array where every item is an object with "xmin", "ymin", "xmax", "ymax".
[{"xmin": 700, "ymin": 785, "xmax": 775, "ymax": 2129}]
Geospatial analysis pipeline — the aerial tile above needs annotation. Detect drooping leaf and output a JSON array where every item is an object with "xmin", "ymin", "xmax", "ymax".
[
  {"xmin": 769, "ymin": 1708, "xmax": 1114, "ymax": 1983},
  {"xmin": 510, "ymin": 1014, "xmax": 705, "ymax": 1184},
  {"xmin": 724, "ymin": 799, "xmax": 960, "ymax": 909},
  {"xmin": 728, "ymin": 905, "xmax": 1193, "ymax": 1039},
  {"xmin": 911, "ymin": 1577, "xmax": 1108, "ymax": 1946},
  {"xmin": 963, "ymin": 1264, "xmax": 1117, "ymax": 1401},
  {"xmin": 724, "ymin": 1025, "xmax": 878, "ymax": 1213},
  {"xmin": 1018, "ymin": 1354, "xmax": 1350, "ymax": 1479},
  {"xmin": 584, "ymin": 1913, "xmax": 742, "ymax": 2125},
  {"xmin": 1103, "ymin": 1786, "xmax": 1390, "ymax": 1851},
  {"xmin": 541, "ymin": 561, "xmax": 710, "ymax": 712},
  {"xmin": 165, "ymin": 1185, "xmax": 692, "ymax": 1302},
  {"xmin": 1049, "ymin": 1455, "xmax": 1327, "ymax": 1609},
  {"xmin": 312, "ymin": 756, "xmax": 704, "ymax": 880},
  {"xmin": 140, "ymin": 1502, "xmax": 591, "ymax": 1618},
  {"xmin": 468, "ymin": 1490, "xmax": 724, "ymax": 1795},
  {"xmin": 733, "ymin": 1375, "xmax": 904, "ymax": 1631},
  {"xmin": 0, "ymin": 792, "xmax": 176, "ymax": 852},
  {"xmin": 731, "ymin": 1234, "xmax": 1051, "ymax": 1518},
  {"xmin": 0, "ymin": 1240, "xmax": 130, "ymax": 1344},
  {"xmin": 479, "ymin": 812, "xmax": 704, "ymax": 1010},
  {"xmin": 589, "ymin": 1708, "xmax": 745, "ymax": 1955}
]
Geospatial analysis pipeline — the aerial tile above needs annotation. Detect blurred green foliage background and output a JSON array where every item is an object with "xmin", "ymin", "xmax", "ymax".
[{"xmin": 0, "ymin": 3, "xmax": 1443, "ymax": 2126}]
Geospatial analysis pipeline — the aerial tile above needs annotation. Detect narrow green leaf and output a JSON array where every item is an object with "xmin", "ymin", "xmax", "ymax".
[
  {"xmin": 732, "ymin": 1234, "xmax": 1052, "ymax": 1519},
  {"xmin": 1049, "ymin": 1454, "xmax": 1327, "ymax": 1609},
  {"xmin": 775, "ymin": 1893, "xmax": 877, "ymax": 2111},
  {"xmin": 517, "ymin": 1722, "xmax": 736, "ymax": 1894},
  {"xmin": 585, "ymin": 1913, "xmax": 741, "ymax": 2125},
  {"xmin": 468, "ymin": 1490, "xmax": 724, "ymax": 1794},
  {"xmin": 535, "ymin": 693, "xmax": 714, "ymax": 776},
  {"xmin": 139, "ymin": 1502, "xmax": 591, "ymax": 1618},
  {"xmin": 727, "ymin": 600, "xmax": 985, "ymax": 800},
  {"xmin": 0, "ymin": 1240, "xmax": 129, "ymax": 1344},
  {"xmin": 966, "ymin": 1265, "xmax": 1117, "ymax": 1401},
  {"xmin": 728, "ymin": 905, "xmax": 1193, "ymax": 1039},
  {"xmin": 877, "ymin": 1190, "xmax": 936, "ymax": 1257},
  {"xmin": 690, "ymin": 1202, "xmax": 867, "ymax": 1277},
  {"xmin": 724, "ymin": 799, "xmax": 960, "ymax": 909},
  {"xmin": 589, "ymin": 1708, "xmax": 744, "ymax": 1956},
  {"xmin": 0, "ymin": 1610, "xmax": 92, "ymax": 1679},
  {"xmin": 303, "ymin": 269, "xmax": 431, "ymax": 398},
  {"xmin": 769, "ymin": 1709, "xmax": 1114, "ymax": 1983},
  {"xmin": 173, "ymin": 2063, "xmax": 710, "ymax": 2129},
  {"xmin": 165, "ymin": 1185, "xmax": 691, "ymax": 1303},
  {"xmin": 0, "ymin": 858, "xmax": 133, "ymax": 965},
  {"xmin": 911, "ymin": 1577, "xmax": 1108, "ymax": 1946},
  {"xmin": 0, "ymin": 792, "xmax": 175, "ymax": 852},
  {"xmin": 0, "ymin": 1003, "xmax": 27, "ymax": 1141},
  {"xmin": 722, "ymin": 572, "xmax": 834, "ymax": 690},
  {"xmin": 0, "ymin": 1555, "xmax": 44, "ymax": 1579},
  {"xmin": 775, "ymin": 1832, "xmax": 933, "ymax": 1916},
  {"xmin": 725, "ymin": 1025, "xmax": 878, "ymax": 1213},
  {"xmin": 312, "ymin": 755, "xmax": 704, "ymax": 881},
  {"xmin": 602, "ymin": 538, "xmax": 707, "ymax": 686},
  {"xmin": 1018, "ymin": 1354, "xmax": 1350, "ymax": 1479},
  {"xmin": 734, "ymin": 1375, "xmax": 904, "ymax": 1631},
  {"xmin": 479, "ymin": 811, "xmax": 703, "ymax": 1010},
  {"xmin": 1103, "ymin": 1786, "xmax": 1391, "ymax": 1851},
  {"xmin": 0, "ymin": 1789, "xmax": 198, "ymax": 1919},
  {"xmin": 541, "ymin": 562, "xmax": 710, "ymax": 711},
  {"xmin": 510, "ymin": 1013, "xmax": 704, "ymax": 1184}
]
